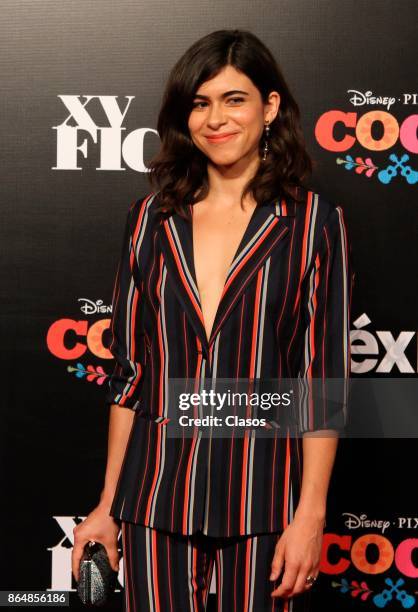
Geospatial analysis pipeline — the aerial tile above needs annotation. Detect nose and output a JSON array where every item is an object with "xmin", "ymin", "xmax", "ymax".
[{"xmin": 206, "ymin": 102, "xmax": 227, "ymax": 129}]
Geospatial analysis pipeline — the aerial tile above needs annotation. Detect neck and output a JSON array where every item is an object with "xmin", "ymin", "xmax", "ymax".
[{"xmin": 205, "ymin": 149, "xmax": 260, "ymax": 207}]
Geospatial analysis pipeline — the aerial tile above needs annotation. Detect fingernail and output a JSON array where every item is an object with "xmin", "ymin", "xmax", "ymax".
[{"xmin": 269, "ymin": 572, "xmax": 275, "ymax": 580}]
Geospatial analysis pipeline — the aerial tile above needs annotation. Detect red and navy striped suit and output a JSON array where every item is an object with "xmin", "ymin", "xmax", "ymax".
[{"xmin": 105, "ymin": 186, "xmax": 353, "ymax": 538}]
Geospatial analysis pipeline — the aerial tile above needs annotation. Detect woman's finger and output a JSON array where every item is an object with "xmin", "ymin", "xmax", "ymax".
[
  {"xmin": 71, "ymin": 539, "xmax": 88, "ymax": 582},
  {"xmin": 271, "ymin": 560, "xmax": 299, "ymax": 598},
  {"xmin": 269, "ymin": 541, "xmax": 284, "ymax": 581},
  {"xmin": 288, "ymin": 563, "xmax": 315, "ymax": 596}
]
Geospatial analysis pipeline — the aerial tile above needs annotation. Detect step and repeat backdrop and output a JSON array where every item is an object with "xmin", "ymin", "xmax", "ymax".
[{"xmin": 1, "ymin": 0, "xmax": 417, "ymax": 609}]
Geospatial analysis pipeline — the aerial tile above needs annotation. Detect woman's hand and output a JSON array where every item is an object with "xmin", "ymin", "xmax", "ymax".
[
  {"xmin": 71, "ymin": 501, "xmax": 121, "ymax": 582},
  {"xmin": 269, "ymin": 512, "xmax": 325, "ymax": 599}
]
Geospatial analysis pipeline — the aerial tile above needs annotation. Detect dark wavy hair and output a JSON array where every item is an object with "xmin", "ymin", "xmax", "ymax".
[{"xmin": 148, "ymin": 29, "xmax": 314, "ymax": 219}]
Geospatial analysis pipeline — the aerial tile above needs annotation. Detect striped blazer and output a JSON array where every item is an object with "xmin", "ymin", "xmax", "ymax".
[{"xmin": 105, "ymin": 186, "xmax": 353, "ymax": 537}]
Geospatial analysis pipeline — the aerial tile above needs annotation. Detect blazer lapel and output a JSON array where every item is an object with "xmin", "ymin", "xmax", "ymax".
[
  {"xmin": 157, "ymin": 194, "xmax": 297, "ymax": 354},
  {"xmin": 157, "ymin": 210, "xmax": 207, "ymax": 350}
]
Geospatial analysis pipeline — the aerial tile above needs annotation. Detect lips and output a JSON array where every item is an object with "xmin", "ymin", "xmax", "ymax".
[{"xmin": 205, "ymin": 132, "xmax": 239, "ymax": 143}]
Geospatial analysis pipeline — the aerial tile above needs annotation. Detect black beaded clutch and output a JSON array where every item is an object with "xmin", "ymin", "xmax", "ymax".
[{"xmin": 77, "ymin": 541, "xmax": 118, "ymax": 607}]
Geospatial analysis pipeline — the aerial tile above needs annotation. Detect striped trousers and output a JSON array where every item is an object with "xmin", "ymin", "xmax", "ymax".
[{"xmin": 121, "ymin": 521, "xmax": 312, "ymax": 612}]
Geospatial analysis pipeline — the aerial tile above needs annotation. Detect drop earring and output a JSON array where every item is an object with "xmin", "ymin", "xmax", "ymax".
[{"xmin": 262, "ymin": 120, "xmax": 270, "ymax": 161}]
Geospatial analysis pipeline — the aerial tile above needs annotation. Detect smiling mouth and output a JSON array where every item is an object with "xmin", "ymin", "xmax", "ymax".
[{"xmin": 205, "ymin": 132, "xmax": 239, "ymax": 143}]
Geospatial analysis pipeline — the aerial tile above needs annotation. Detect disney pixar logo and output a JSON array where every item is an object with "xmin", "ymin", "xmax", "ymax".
[
  {"xmin": 315, "ymin": 90, "xmax": 418, "ymax": 185},
  {"xmin": 347, "ymin": 90, "xmax": 418, "ymax": 111}
]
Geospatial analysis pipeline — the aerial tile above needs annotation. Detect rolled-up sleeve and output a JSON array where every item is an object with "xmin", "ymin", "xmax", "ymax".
[
  {"xmin": 105, "ymin": 200, "xmax": 148, "ymax": 410},
  {"xmin": 297, "ymin": 205, "xmax": 354, "ymax": 435}
]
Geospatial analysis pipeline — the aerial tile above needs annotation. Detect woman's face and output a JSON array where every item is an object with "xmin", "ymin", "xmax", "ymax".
[{"xmin": 187, "ymin": 65, "xmax": 280, "ymax": 169}]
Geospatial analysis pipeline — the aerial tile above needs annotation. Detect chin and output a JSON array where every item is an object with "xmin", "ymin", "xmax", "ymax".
[{"xmin": 206, "ymin": 153, "xmax": 242, "ymax": 166}]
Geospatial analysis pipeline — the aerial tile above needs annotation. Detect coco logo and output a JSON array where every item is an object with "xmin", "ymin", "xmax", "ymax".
[
  {"xmin": 315, "ymin": 109, "xmax": 418, "ymax": 153},
  {"xmin": 46, "ymin": 318, "xmax": 112, "ymax": 360},
  {"xmin": 321, "ymin": 533, "xmax": 418, "ymax": 578},
  {"xmin": 52, "ymin": 95, "xmax": 159, "ymax": 171}
]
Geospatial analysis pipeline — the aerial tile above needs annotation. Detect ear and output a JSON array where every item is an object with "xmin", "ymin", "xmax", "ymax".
[{"xmin": 264, "ymin": 91, "xmax": 281, "ymax": 123}]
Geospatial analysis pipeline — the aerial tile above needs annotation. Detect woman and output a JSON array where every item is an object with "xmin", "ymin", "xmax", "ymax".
[{"xmin": 72, "ymin": 29, "xmax": 352, "ymax": 611}]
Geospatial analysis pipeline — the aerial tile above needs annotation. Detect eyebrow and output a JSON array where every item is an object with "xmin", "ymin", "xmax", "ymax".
[{"xmin": 192, "ymin": 90, "xmax": 249, "ymax": 100}]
